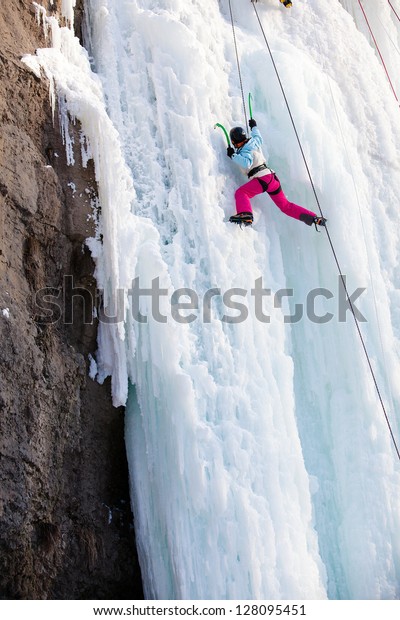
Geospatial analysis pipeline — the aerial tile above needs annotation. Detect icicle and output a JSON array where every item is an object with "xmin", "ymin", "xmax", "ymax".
[
  {"xmin": 79, "ymin": 130, "xmax": 92, "ymax": 168},
  {"xmin": 61, "ymin": 0, "xmax": 76, "ymax": 30},
  {"xmin": 58, "ymin": 95, "xmax": 75, "ymax": 166},
  {"xmin": 32, "ymin": 1, "xmax": 50, "ymax": 39},
  {"xmin": 48, "ymin": 15, "xmax": 62, "ymax": 49},
  {"xmin": 33, "ymin": 0, "xmax": 76, "ymax": 33}
]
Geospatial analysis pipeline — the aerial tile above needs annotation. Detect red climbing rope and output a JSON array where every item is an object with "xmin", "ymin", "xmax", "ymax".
[
  {"xmin": 388, "ymin": 0, "xmax": 400, "ymax": 24},
  {"xmin": 358, "ymin": 0, "xmax": 399, "ymax": 103}
]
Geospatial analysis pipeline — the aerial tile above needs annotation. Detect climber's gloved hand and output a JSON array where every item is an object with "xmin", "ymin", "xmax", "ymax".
[
  {"xmin": 227, "ymin": 146, "xmax": 235, "ymax": 158},
  {"xmin": 249, "ymin": 118, "xmax": 257, "ymax": 128}
]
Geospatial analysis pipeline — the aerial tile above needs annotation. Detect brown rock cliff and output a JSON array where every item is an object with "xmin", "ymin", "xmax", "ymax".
[{"xmin": 0, "ymin": 0, "xmax": 143, "ymax": 599}]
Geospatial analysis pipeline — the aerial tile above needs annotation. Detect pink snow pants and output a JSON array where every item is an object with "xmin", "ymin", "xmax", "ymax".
[{"xmin": 235, "ymin": 172, "xmax": 316, "ymax": 221}]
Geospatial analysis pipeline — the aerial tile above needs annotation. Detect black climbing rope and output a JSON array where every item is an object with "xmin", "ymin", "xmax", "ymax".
[
  {"xmin": 251, "ymin": 1, "xmax": 400, "ymax": 462},
  {"xmin": 228, "ymin": 0, "xmax": 249, "ymax": 134}
]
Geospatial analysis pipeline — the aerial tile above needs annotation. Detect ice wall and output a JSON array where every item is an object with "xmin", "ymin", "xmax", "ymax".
[{"xmin": 25, "ymin": 0, "xmax": 400, "ymax": 600}]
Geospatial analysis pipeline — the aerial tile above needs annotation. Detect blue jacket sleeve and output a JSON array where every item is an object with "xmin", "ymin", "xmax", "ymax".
[
  {"xmin": 232, "ymin": 150, "xmax": 253, "ymax": 169},
  {"xmin": 232, "ymin": 127, "xmax": 263, "ymax": 170},
  {"xmin": 250, "ymin": 126, "xmax": 263, "ymax": 147}
]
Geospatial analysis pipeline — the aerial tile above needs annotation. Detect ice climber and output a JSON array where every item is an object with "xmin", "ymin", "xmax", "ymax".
[{"xmin": 227, "ymin": 119, "xmax": 327, "ymax": 229}]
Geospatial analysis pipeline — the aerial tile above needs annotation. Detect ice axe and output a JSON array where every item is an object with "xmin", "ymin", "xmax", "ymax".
[{"xmin": 214, "ymin": 122, "xmax": 230, "ymax": 146}]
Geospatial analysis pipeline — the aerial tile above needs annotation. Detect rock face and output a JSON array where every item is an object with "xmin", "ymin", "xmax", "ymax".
[{"xmin": 0, "ymin": 0, "xmax": 143, "ymax": 599}]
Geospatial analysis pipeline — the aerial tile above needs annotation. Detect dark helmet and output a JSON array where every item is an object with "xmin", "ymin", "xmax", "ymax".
[{"xmin": 230, "ymin": 126, "xmax": 247, "ymax": 145}]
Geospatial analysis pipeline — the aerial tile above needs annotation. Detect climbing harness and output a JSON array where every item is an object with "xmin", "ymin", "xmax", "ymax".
[
  {"xmin": 248, "ymin": 163, "xmax": 269, "ymax": 178},
  {"xmin": 256, "ymin": 174, "xmax": 281, "ymax": 196},
  {"xmin": 250, "ymin": 1, "xmax": 400, "ymax": 461}
]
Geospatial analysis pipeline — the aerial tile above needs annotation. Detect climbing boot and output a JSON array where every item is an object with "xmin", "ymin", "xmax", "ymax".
[
  {"xmin": 229, "ymin": 212, "xmax": 254, "ymax": 227},
  {"xmin": 280, "ymin": 0, "xmax": 293, "ymax": 7}
]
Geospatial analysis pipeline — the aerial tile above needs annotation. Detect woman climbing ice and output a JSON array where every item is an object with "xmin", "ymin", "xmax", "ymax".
[{"xmin": 227, "ymin": 119, "xmax": 327, "ymax": 229}]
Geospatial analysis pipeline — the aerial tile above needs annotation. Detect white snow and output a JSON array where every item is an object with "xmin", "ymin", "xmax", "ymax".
[
  {"xmin": 21, "ymin": 53, "xmax": 42, "ymax": 78},
  {"xmin": 61, "ymin": 0, "xmax": 76, "ymax": 29},
  {"xmin": 2, "ymin": 308, "xmax": 10, "ymax": 319},
  {"xmin": 26, "ymin": 0, "xmax": 400, "ymax": 601}
]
